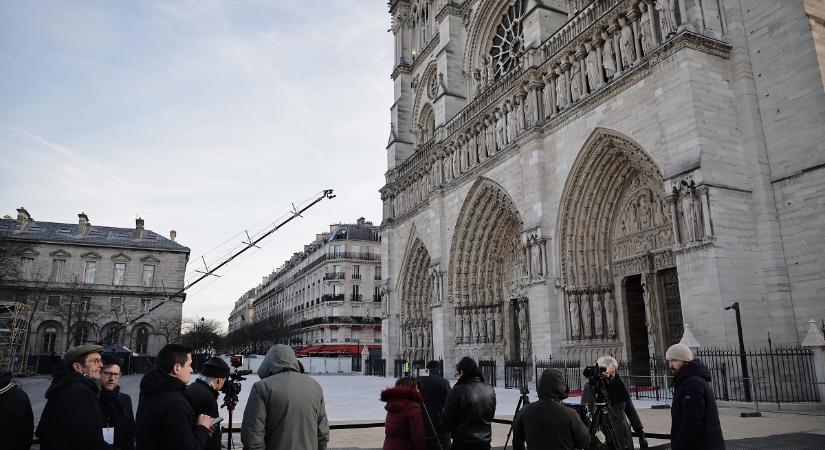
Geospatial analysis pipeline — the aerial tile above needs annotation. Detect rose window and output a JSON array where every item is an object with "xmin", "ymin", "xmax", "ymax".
[{"xmin": 489, "ymin": 0, "xmax": 527, "ymax": 80}]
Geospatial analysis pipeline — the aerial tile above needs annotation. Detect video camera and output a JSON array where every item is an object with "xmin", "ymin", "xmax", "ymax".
[
  {"xmin": 221, "ymin": 355, "xmax": 253, "ymax": 398},
  {"xmin": 582, "ymin": 363, "xmax": 610, "ymax": 403}
]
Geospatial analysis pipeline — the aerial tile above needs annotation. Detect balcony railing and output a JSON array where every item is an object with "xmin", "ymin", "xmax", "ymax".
[
  {"xmin": 352, "ymin": 274, "xmax": 362, "ymax": 280},
  {"xmin": 372, "ymin": 295, "xmax": 381, "ymax": 302},
  {"xmin": 321, "ymin": 294, "xmax": 345, "ymax": 302},
  {"xmin": 323, "ymin": 272, "xmax": 345, "ymax": 281},
  {"xmin": 328, "ymin": 252, "xmax": 380, "ymax": 261},
  {"xmin": 351, "ymin": 294, "xmax": 363, "ymax": 301}
]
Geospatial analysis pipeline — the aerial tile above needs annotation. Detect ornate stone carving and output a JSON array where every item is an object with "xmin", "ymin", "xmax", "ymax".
[
  {"xmin": 619, "ymin": 16, "xmax": 636, "ymax": 70},
  {"xmin": 605, "ymin": 290, "xmax": 617, "ymax": 338},
  {"xmin": 656, "ymin": 0, "xmax": 678, "ymax": 36},
  {"xmin": 585, "ymin": 41, "xmax": 602, "ymax": 92},
  {"xmin": 569, "ymin": 293, "xmax": 581, "ymax": 338},
  {"xmin": 602, "ymin": 30, "xmax": 617, "ymax": 78},
  {"xmin": 569, "ymin": 53, "xmax": 583, "ymax": 102}
]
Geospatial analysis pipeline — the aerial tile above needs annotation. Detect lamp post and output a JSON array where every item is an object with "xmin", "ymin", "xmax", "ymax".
[{"xmin": 724, "ymin": 302, "xmax": 752, "ymax": 402}]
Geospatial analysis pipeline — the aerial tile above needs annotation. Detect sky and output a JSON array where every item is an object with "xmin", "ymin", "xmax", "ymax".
[{"xmin": 0, "ymin": 0, "xmax": 393, "ymax": 329}]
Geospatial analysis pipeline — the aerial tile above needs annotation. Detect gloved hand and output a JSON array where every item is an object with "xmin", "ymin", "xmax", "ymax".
[{"xmin": 638, "ymin": 431, "xmax": 649, "ymax": 449}]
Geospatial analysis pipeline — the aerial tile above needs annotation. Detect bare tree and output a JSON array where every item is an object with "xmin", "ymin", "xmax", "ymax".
[
  {"xmin": 53, "ymin": 275, "xmax": 105, "ymax": 350},
  {"xmin": 0, "ymin": 236, "xmax": 32, "ymax": 284},
  {"xmin": 181, "ymin": 317, "xmax": 225, "ymax": 354}
]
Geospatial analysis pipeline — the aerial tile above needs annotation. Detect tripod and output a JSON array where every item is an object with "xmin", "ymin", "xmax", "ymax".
[
  {"xmin": 503, "ymin": 387, "xmax": 531, "ymax": 450},
  {"xmin": 222, "ymin": 392, "xmax": 239, "ymax": 450},
  {"xmin": 416, "ymin": 380, "xmax": 444, "ymax": 450},
  {"xmin": 587, "ymin": 400, "xmax": 623, "ymax": 450}
]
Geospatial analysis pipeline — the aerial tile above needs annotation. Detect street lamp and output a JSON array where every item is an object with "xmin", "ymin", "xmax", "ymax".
[{"xmin": 724, "ymin": 302, "xmax": 752, "ymax": 402}]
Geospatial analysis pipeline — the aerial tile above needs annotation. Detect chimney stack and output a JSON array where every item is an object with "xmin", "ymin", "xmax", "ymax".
[
  {"xmin": 78, "ymin": 212, "xmax": 90, "ymax": 234},
  {"xmin": 357, "ymin": 217, "xmax": 366, "ymax": 225},
  {"xmin": 16, "ymin": 207, "xmax": 32, "ymax": 230},
  {"xmin": 170, "ymin": 230, "xmax": 177, "ymax": 241},
  {"xmin": 135, "ymin": 217, "xmax": 145, "ymax": 238}
]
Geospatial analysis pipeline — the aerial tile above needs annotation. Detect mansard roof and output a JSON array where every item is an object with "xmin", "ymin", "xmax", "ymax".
[{"xmin": 0, "ymin": 219, "xmax": 190, "ymax": 253}]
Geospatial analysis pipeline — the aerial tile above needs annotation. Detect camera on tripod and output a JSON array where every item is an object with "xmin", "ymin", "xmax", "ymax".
[{"xmin": 221, "ymin": 355, "xmax": 252, "ymax": 397}]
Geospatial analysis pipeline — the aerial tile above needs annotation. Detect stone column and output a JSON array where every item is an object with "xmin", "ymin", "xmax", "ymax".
[
  {"xmin": 629, "ymin": 11, "xmax": 643, "ymax": 63},
  {"xmin": 802, "ymin": 319, "xmax": 825, "ymax": 402},
  {"xmin": 666, "ymin": 192, "xmax": 682, "ymax": 245}
]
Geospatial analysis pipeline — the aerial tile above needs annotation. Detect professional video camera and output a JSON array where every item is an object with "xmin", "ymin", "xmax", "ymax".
[
  {"xmin": 582, "ymin": 364, "xmax": 608, "ymax": 397},
  {"xmin": 221, "ymin": 355, "xmax": 253, "ymax": 449},
  {"xmin": 582, "ymin": 363, "xmax": 621, "ymax": 450}
]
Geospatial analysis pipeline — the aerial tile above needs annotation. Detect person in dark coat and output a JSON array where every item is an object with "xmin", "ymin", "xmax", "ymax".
[
  {"xmin": 135, "ymin": 344, "xmax": 214, "ymax": 450},
  {"xmin": 35, "ymin": 344, "xmax": 117, "ymax": 450},
  {"xmin": 99, "ymin": 355, "xmax": 135, "ymax": 450},
  {"xmin": 381, "ymin": 377, "xmax": 428, "ymax": 450},
  {"xmin": 581, "ymin": 356, "xmax": 647, "ymax": 449},
  {"xmin": 417, "ymin": 360, "xmax": 452, "ymax": 450},
  {"xmin": 666, "ymin": 343, "xmax": 725, "ymax": 450},
  {"xmin": 0, "ymin": 369, "xmax": 34, "ymax": 450},
  {"xmin": 186, "ymin": 357, "xmax": 230, "ymax": 450},
  {"xmin": 441, "ymin": 357, "xmax": 496, "ymax": 450},
  {"xmin": 513, "ymin": 368, "xmax": 590, "ymax": 450}
]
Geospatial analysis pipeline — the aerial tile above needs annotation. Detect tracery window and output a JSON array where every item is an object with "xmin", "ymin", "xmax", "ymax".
[{"xmin": 489, "ymin": 0, "xmax": 527, "ymax": 80}]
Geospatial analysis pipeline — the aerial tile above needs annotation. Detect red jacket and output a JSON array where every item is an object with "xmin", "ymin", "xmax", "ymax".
[{"xmin": 381, "ymin": 385, "xmax": 427, "ymax": 450}]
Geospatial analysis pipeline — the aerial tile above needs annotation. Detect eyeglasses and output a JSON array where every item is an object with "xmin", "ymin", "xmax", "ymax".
[
  {"xmin": 102, "ymin": 371, "xmax": 121, "ymax": 378},
  {"xmin": 86, "ymin": 358, "xmax": 103, "ymax": 366}
]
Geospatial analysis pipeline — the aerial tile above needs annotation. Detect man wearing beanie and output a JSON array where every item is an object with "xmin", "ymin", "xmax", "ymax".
[
  {"xmin": 186, "ymin": 356, "xmax": 230, "ymax": 450},
  {"xmin": 99, "ymin": 354, "xmax": 135, "ymax": 450},
  {"xmin": 36, "ymin": 344, "xmax": 117, "ymax": 449},
  {"xmin": 666, "ymin": 343, "xmax": 724, "ymax": 450}
]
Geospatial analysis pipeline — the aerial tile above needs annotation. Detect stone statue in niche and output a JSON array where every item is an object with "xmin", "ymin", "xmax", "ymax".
[
  {"xmin": 680, "ymin": 183, "xmax": 701, "ymax": 243},
  {"xmin": 639, "ymin": 4, "xmax": 652, "ymax": 55},
  {"xmin": 569, "ymin": 295, "xmax": 581, "ymax": 338},
  {"xmin": 602, "ymin": 31, "xmax": 617, "ymax": 78},
  {"xmin": 581, "ymin": 292, "xmax": 593, "ymax": 338},
  {"xmin": 455, "ymin": 310, "xmax": 463, "ymax": 342},
  {"xmin": 605, "ymin": 291, "xmax": 617, "ymax": 338},
  {"xmin": 542, "ymin": 72, "xmax": 555, "ymax": 118},
  {"xmin": 495, "ymin": 109, "xmax": 506, "ymax": 150},
  {"xmin": 423, "ymin": 332, "xmax": 429, "ymax": 351},
  {"xmin": 524, "ymin": 91, "xmax": 535, "ymax": 128},
  {"xmin": 641, "ymin": 273, "xmax": 657, "ymax": 335},
  {"xmin": 476, "ymin": 124, "xmax": 486, "ymax": 160},
  {"xmin": 555, "ymin": 66, "xmax": 569, "ymax": 109},
  {"xmin": 569, "ymin": 56, "xmax": 583, "ymax": 102},
  {"xmin": 585, "ymin": 42, "xmax": 602, "ymax": 92},
  {"xmin": 486, "ymin": 310, "xmax": 495, "ymax": 343},
  {"xmin": 592, "ymin": 292, "xmax": 604, "ymax": 337},
  {"xmin": 506, "ymin": 100, "xmax": 517, "ymax": 141},
  {"xmin": 473, "ymin": 68, "xmax": 483, "ymax": 96},
  {"xmin": 530, "ymin": 241, "xmax": 542, "ymax": 279},
  {"xmin": 515, "ymin": 95, "xmax": 525, "ymax": 132},
  {"xmin": 656, "ymin": 0, "xmax": 678, "ymax": 37},
  {"xmin": 485, "ymin": 117, "xmax": 495, "ymax": 156},
  {"xmin": 639, "ymin": 191, "xmax": 652, "ymax": 229},
  {"xmin": 619, "ymin": 17, "xmax": 636, "ymax": 69}
]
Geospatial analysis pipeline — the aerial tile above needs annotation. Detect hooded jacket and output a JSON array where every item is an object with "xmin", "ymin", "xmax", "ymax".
[
  {"xmin": 671, "ymin": 359, "xmax": 724, "ymax": 450},
  {"xmin": 381, "ymin": 385, "xmax": 427, "ymax": 450},
  {"xmin": 134, "ymin": 368, "xmax": 209, "ymax": 450},
  {"xmin": 186, "ymin": 378, "xmax": 222, "ymax": 450},
  {"xmin": 35, "ymin": 369, "xmax": 116, "ymax": 450},
  {"xmin": 0, "ymin": 370, "xmax": 33, "ymax": 450},
  {"xmin": 513, "ymin": 369, "xmax": 590, "ymax": 450},
  {"xmin": 241, "ymin": 345, "xmax": 329, "ymax": 450},
  {"xmin": 581, "ymin": 375, "xmax": 643, "ymax": 449},
  {"xmin": 440, "ymin": 372, "xmax": 496, "ymax": 445},
  {"xmin": 99, "ymin": 384, "xmax": 136, "ymax": 450}
]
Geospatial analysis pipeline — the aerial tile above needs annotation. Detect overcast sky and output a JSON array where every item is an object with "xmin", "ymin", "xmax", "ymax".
[{"xmin": 0, "ymin": 1, "xmax": 393, "ymax": 328}]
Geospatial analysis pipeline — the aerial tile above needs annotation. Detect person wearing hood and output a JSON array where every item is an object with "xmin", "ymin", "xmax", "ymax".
[
  {"xmin": 417, "ymin": 360, "xmax": 452, "ymax": 450},
  {"xmin": 440, "ymin": 357, "xmax": 496, "ymax": 450},
  {"xmin": 381, "ymin": 377, "xmax": 427, "ymax": 450},
  {"xmin": 581, "ymin": 356, "xmax": 647, "ymax": 449},
  {"xmin": 0, "ymin": 369, "xmax": 33, "ymax": 450},
  {"xmin": 513, "ymin": 368, "xmax": 590, "ymax": 450},
  {"xmin": 241, "ymin": 344, "xmax": 329, "ymax": 450},
  {"xmin": 666, "ymin": 343, "xmax": 724, "ymax": 450},
  {"xmin": 99, "ymin": 354, "xmax": 135, "ymax": 450},
  {"xmin": 134, "ymin": 344, "xmax": 214, "ymax": 450},
  {"xmin": 35, "ymin": 343, "xmax": 117, "ymax": 450},
  {"xmin": 186, "ymin": 356, "xmax": 230, "ymax": 450}
]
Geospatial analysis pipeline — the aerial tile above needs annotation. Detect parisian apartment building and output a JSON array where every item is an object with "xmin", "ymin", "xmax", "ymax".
[
  {"xmin": 0, "ymin": 207, "xmax": 189, "ymax": 370},
  {"xmin": 232, "ymin": 218, "xmax": 382, "ymax": 354}
]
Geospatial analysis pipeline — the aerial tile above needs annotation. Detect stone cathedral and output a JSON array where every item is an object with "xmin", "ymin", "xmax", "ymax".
[{"xmin": 379, "ymin": 0, "xmax": 825, "ymax": 370}]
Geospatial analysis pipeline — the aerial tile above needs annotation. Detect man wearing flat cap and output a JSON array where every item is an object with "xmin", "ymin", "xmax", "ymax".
[
  {"xmin": 99, "ymin": 354, "xmax": 136, "ymax": 450},
  {"xmin": 186, "ymin": 356, "xmax": 230, "ymax": 450},
  {"xmin": 666, "ymin": 343, "xmax": 724, "ymax": 450},
  {"xmin": 35, "ymin": 343, "xmax": 117, "ymax": 450}
]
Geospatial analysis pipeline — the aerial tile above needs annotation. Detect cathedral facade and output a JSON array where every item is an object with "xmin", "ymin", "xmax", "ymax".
[{"xmin": 379, "ymin": 0, "xmax": 825, "ymax": 369}]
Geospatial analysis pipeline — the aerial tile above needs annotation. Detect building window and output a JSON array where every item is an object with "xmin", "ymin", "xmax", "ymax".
[
  {"xmin": 102, "ymin": 327, "xmax": 119, "ymax": 347},
  {"xmin": 110, "ymin": 297, "xmax": 122, "ymax": 311},
  {"xmin": 21, "ymin": 257, "xmax": 33, "ymax": 280},
  {"xmin": 353, "ymin": 265, "xmax": 361, "ymax": 279},
  {"xmin": 142, "ymin": 265, "xmax": 155, "ymax": 287},
  {"xmin": 332, "ymin": 284, "xmax": 342, "ymax": 296},
  {"xmin": 113, "ymin": 263, "xmax": 126, "ymax": 286},
  {"xmin": 47, "ymin": 295, "xmax": 60, "ymax": 309},
  {"xmin": 141, "ymin": 298, "xmax": 151, "ymax": 314},
  {"xmin": 73, "ymin": 324, "xmax": 91, "ymax": 346},
  {"xmin": 374, "ymin": 266, "xmax": 382, "ymax": 280},
  {"xmin": 352, "ymin": 284, "xmax": 361, "ymax": 300},
  {"xmin": 352, "ymin": 328, "xmax": 361, "ymax": 341},
  {"xmin": 83, "ymin": 261, "xmax": 97, "ymax": 284},
  {"xmin": 135, "ymin": 326, "xmax": 149, "ymax": 354},
  {"xmin": 42, "ymin": 327, "xmax": 57, "ymax": 353},
  {"xmin": 332, "ymin": 306, "xmax": 341, "ymax": 317},
  {"xmin": 51, "ymin": 259, "xmax": 65, "ymax": 283},
  {"xmin": 331, "ymin": 329, "xmax": 338, "ymax": 343}
]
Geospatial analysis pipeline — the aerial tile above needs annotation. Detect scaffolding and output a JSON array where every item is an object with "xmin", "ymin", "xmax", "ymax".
[{"xmin": 0, "ymin": 300, "xmax": 31, "ymax": 374}]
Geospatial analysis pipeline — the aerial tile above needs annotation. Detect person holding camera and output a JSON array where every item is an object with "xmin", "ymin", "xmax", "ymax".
[
  {"xmin": 135, "ymin": 344, "xmax": 214, "ymax": 450},
  {"xmin": 581, "ymin": 356, "xmax": 647, "ymax": 449},
  {"xmin": 513, "ymin": 368, "xmax": 590, "ymax": 450},
  {"xmin": 441, "ymin": 357, "xmax": 496, "ymax": 450},
  {"xmin": 241, "ymin": 344, "xmax": 329, "ymax": 450},
  {"xmin": 186, "ymin": 357, "xmax": 230, "ymax": 450}
]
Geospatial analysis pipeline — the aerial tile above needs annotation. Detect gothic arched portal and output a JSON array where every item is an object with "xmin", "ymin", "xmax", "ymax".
[
  {"xmin": 557, "ymin": 129, "xmax": 683, "ymax": 362},
  {"xmin": 398, "ymin": 238, "xmax": 434, "ymax": 361},
  {"xmin": 448, "ymin": 177, "xmax": 529, "ymax": 361}
]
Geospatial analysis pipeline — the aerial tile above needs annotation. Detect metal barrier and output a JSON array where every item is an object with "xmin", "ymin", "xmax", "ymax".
[
  {"xmin": 504, "ymin": 360, "xmax": 530, "ymax": 389},
  {"xmin": 479, "ymin": 360, "xmax": 497, "ymax": 387}
]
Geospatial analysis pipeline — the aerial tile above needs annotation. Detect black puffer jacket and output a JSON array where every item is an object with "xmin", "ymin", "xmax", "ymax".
[
  {"xmin": 671, "ymin": 359, "xmax": 724, "ymax": 450},
  {"xmin": 440, "ymin": 373, "xmax": 496, "ymax": 445},
  {"xmin": 513, "ymin": 369, "xmax": 590, "ymax": 450},
  {"xmin": 0, "ymin": 371, "xmax": 34, "ymax": 450},
  {"xmin": 99, "ymin": 385, "xmax": 135, "ymax": 450},
  {"xmin": 186, "ymin": 378, "xmax": 222, "ymax": 450},
  {"xmin": 35, "ymin": 370, "xmax": 116, "ymax": 450},
  {"xmin": 135, "ymin": 368, "xmax": 209, "ymax": 450}
]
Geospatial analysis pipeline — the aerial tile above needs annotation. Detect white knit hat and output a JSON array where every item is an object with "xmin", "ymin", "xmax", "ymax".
[{"xmin": 665, "ymin": 343, "xmax": 694, "ymax": 362}]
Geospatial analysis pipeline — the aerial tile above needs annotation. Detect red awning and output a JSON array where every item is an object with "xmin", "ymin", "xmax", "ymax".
[{"xmin": 295, "ymin": 344, "xmax": 380, "ymax": 357}]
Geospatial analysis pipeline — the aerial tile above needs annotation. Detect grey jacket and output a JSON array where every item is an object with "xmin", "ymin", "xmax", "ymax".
[{"xmin": 241, "ymin": 345, "xmax": 329, "ymax": 450}]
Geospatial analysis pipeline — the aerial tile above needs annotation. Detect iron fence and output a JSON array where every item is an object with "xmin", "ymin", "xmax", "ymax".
[
  {"xmin": 365, "ymin": 357, "xmax": 386, "ymax": 377},
  {"xmin": 394, "ymin": 358, "xmax": 405, "ymax": 378},
  {"xmin": 479, "ymin": 359, "xmax": 497, "ymax": 387},
  {"xmin": 505, "ymin": 360, "xmax": 531, "ymax": 389},
  {"xmin": 535, "ymin": 358, "xmax": 584, "ymax": 392}
]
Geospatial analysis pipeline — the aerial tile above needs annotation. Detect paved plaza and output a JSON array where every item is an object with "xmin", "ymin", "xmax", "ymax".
[{"xmin": 18, "ymin": 373, "xmax": 825, "ymax": 449}]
